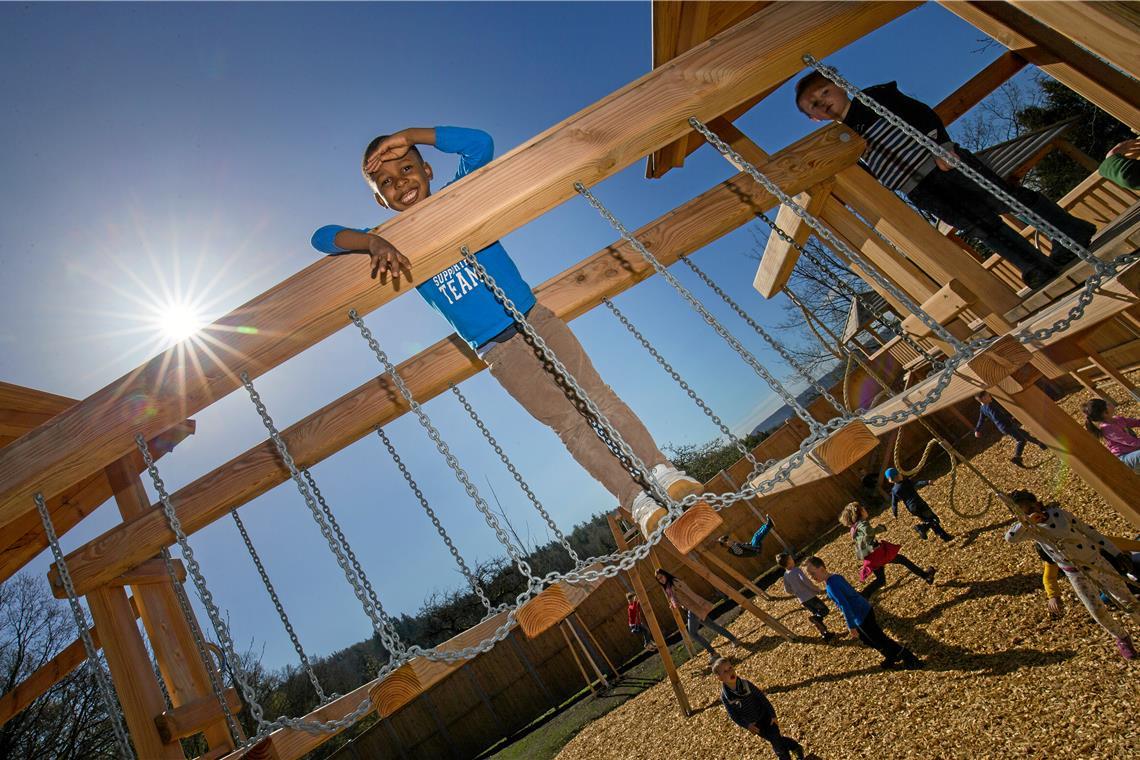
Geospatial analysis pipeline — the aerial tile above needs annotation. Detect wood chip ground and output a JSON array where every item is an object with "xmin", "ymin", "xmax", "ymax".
[{"xmin": 557, "ymin": 383, "xmax": 1140, "ymax": 760}]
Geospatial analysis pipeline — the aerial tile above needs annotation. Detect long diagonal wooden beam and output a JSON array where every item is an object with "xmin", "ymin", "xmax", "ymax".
[
  {"xmin": 52, "ymin": 124, "xmax": 865, "ymax": 598},
  {"xmin": 0, "ymin": 1, "xmax": 917, "ymax": 534}
]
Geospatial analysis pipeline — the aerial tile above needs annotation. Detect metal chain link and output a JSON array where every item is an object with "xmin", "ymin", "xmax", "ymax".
[
  {"xmin": 374, "ymin": 426, "xmax": 499, "ymax": 614},
  {"xmin": 135, "ymin": 435, "xmax": 374, "ymax": 737},
  {"xmin": 602, "ymin": 297, "xmax": 776, "ymax": 479},
  {"xmin": 678, "ymin": 255, "xmax": 849, "ymax": 416},
  {"xmin": 230, "ymin": 509, "xmax": 327, "ymax": 702},
  {"xmin": 34, "ymin": 493, "xmax": 135, "ymax": 760},
  {"xmin": 239, "ymin": 373, "xmax": 407, "ymax": 659},
  {"xmin": 576, "ymin": 182, "xmax": 832, "ymax": 438},
  {"xmin": 446, "ymin": 384, "xmax": 583, "ymax": 568},
  {"xmin": 802, "ymin": 56, "xmax": 1140, "ymax": 346},
  {"xmin": 348, "ymin": 312, "xmax": 539, "ymax": 589}
]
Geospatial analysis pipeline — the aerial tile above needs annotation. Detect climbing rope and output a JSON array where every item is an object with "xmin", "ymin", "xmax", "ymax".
[
  {"xmin": 447, "ymin": 383, "xmax": 583, "ymax": 568},
  {"xmin": 34, "ymin": 493, "xmax": 135, "ymax": 760}
]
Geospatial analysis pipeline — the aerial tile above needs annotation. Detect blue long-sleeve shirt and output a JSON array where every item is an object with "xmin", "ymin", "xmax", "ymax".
[
  {"xmin": 890, "ymin": 478, "xmax": 931, "ymax": 517},
  {"xmin": 975, "ymin": 400, "xmax": 1020, "ymax": 436},
  {"xmin": 825, "ymin": 573, "xmax": 871, "ymax": 629},
  {"xmin": 720, "ymin": 677, "xmax": 774, "ymax": 731},
  {"xmin": 312, "ymin": 126, "xmax": 536, "ymax": 349}
]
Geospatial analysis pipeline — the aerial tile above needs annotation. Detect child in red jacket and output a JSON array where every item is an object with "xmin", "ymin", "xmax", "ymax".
[{"xmin": 627, "ymin": 593, "xmax": 656, "ymax": 651}]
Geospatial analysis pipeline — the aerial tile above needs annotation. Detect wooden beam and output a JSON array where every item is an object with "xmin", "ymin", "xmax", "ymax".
[
  {"xmin": 753, "ymin": 180, "xmax": 834, "ymax": 298},
  {"xmin": 933, "ymin": 50, "xmax": 1027, "ymax": 125},
  {"xmin": 1054, "ymin": 138, "xmax": 1100, "ymax": 174},
  {"xmin": 86, "ymin": 585, "xmax": 184, "ymax": 759},
  {"xmin": 898, "ymin": 280, "xmax": 977, "ymax": 340},
  {"xmin": 55, "ymin": 124, "xmax": 866, "ymax": 598},
  {"xmin": 0, "ymin": 423, "xmax": 194, "ymax": 585},
  {"xmin": 1008, "ymin": 1, "xmax": 1140, "ymax": 85},
  {"xmin": 831, "ymin": 165, "xmax": 1021, "ymax": 326},
  {"xmin": 101, "ymin": 557, "xmax": 186, "ymax": 589},
  {"xmin": 663, "ymin": 502, "xmax": 723, "ymax": 554},
  {"xmin": 607, "ymin": 512, "xmax": 690, "ymax": 716},
  {"xmin": 517, "ymin": 574, "xmax": 601, "ymax": 639},
  {"xmin": 0, "ymin": 0, "xmax": 914, "ymax": 536},
  {"xmin": 942, "ymin": 1, "xmax": 1140, "ymax": 131},
  {"xmin": 1080, "ymin": 344, "xmax": 1140, "ymax": 404},
  {"xmin": 155, "ymin": 688, "xmax": 242, "ymax": 744},
  {"xmin": 0, "ymin": 600, "xmax": 139, "ymax": 727}
]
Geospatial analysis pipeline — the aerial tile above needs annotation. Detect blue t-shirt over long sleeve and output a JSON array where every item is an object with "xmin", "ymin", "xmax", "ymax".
[
  {"xmin": 311, "ymin": 126, "xmax": 536, "ymax": 349},
  {"xmin": 825, "ymin": 573, "xmax": 871, "ymax": 629}
]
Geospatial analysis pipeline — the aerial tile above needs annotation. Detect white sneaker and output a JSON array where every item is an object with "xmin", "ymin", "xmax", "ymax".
[
  {"xmin": 650, "ymin": 463, "xmax": 703, "ymax": 501},
  {"xmin": 631, "ymin": 489, "xmax": 666, "ymax": 536}
]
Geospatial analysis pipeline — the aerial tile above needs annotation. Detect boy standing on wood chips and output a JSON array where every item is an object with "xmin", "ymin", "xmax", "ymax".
[
  {"xmin": 714, "ymin": 657, "xmax": 805, "ymax": 760},
  {"xmin": 312, "ymin": 126, "xmax": 704, "ymax": 528}
]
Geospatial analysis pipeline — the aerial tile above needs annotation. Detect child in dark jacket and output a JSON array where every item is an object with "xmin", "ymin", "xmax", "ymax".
[
  {"xmin": 714, "ymin": 658, "xmax": 805, "ymax": 760},
  {"xmin": 794, "ymin": 73, "xmax": 1095, "ymax": 291},
  {"xmin": 884, "ymin": 467, "xmax": 952, "ymax": 541},
  {"xmin": 974, "ymin": 391, "xmax": 1047, "ymax": 467},
  {"xmin": 804, "ymin": 557, "xmax": 922, "ymax": 670}
]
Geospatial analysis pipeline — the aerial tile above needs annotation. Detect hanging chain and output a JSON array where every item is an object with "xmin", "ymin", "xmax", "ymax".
[
  {"xmin": 348, "ymin": 312, "xmax": 539, "ymax": 588},
  {"xmin": 446, "ymin": 384, "xmax": 583, "ymax": 568},
  {"xmin": 230, "ymin": 510, "xmax": 328, "ymax": 703},
  {"xmin": 576, "ymin": 182, "xmax": 836, "ymax": 439},
  {"xmin": 35, "ymin": 493, "xmax": 135, "ymax": 760},
  {"xmin": 374, "ymin": 426, "xmax": 500, "ymax": 615},
  {"xmin": 135, "ymin": 435, "xmax": 374, "ymax": 736},
  {"xmin": 602, "ymin": 296, "xmax": 776, "ymax": 479},
  {"xmin": 678, "ymin": 255, "xmax": 849, "ymax": 416},
  {"xmin": 802, "ymin": 56, "xmax": 1140, "ymax": 345},
  {"xmin": 239, "ymin": 373, "xmax": 406, "ymax": 658}
]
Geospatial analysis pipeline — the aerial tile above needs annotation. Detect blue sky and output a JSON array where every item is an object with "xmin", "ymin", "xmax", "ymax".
[{"xmin": 1, "ymin": 2, "xmax": 1012, "ymax": 669}]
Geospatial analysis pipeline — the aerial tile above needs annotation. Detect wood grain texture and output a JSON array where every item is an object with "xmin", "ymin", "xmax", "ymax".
[
  {"xmin": 57, "ymin": 124, "xmax": 866, "ymax": 598},
  {"xmin": 0, "ymin": 0, "xmax": 911, "ymax": 535},
  {"xmin": 753, "ymin": 182, "xmax": 833, "ymax": 298},
  {"xmin": 663, "ymin": 503, "xmax": 723, "ymax": 554},
  {"xmin": 898, "ymin": 280, "xmax": 977, "ymax": 340},
  {"xmin": 809, "ymin": 419, "xmax": 879, "ymax": 475},
  {"xmin": 154, "ymin": 688, "xmax": 241, "ymax": 743},
  {"xmin": 942, "ymin": 1, "xmax": 1140, "ymax": 131}
]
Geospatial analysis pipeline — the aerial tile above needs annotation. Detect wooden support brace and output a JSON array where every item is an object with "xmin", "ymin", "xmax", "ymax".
[
  {"xmin": 155, "ymin": 688, "xmax": 242, "ymax": 744},
  {"xmin": 66, "ymin": 557, "xmax": 186, "ymax": 594},
  {"xmin": 934, "ymin": 50, "xmax": 1027, "ymax": 125},
  {"xmin": 754, "ymin": 180, "xmax": 835, "ymax": 298},
  {"xmin": 898, "ymin": 280, "xmax": 977, "ymax": 341},
  {"xmin": 808, "ymin": 419, "xmax": 879, "ymax": 476},
  {"xmin": 1079, "ymin": 343, "xmax": 1140, "ymax": 404},
  {"xmin": 572, "ymin": 612, "xmax": 618, "ymax": 678},
  {"xmin": 606, "ymin": 512, "xmax": 690, "ymax": 717},
  {"xmin": 1006, "ymin": 1, "xmax": 1140, "ymax": 90},
  {"xmin": 517, "ymin": 574, "xmax": 600, "ymax": 639}
]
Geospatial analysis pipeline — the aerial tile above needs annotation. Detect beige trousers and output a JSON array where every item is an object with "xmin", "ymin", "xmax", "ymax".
[{"xmin": 484, "ymin": 304, "xmax": 668, "ymax": 508}]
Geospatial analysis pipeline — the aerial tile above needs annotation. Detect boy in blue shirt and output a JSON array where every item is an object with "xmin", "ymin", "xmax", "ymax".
[
  {"xmin": 973, "ymin": 390, "xmax": 1047, "ymax": 467},
  {"xmin": 312, "ymin": 126, "xmax": 702, "ymax": 520},
  {"xmin": 884, "ymin": 467, "xmax": 952, "ymax": 542},
  {"xmin": 804, "ymin": 556, "xmax": 922, "ymax": 670}
]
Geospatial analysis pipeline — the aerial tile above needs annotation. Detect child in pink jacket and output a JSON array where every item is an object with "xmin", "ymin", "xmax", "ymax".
[{"xmin": 1083, "ymin": 399, "xmax": 1140, "ymax": 471}]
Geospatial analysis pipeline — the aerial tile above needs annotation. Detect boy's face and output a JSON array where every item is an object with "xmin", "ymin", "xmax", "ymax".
[
  {"xmin": 978, "ymin": 392, "xmax": 991, "ymax": 404},
  {"xmin": 805, "ymin": 564, "xmax": 826, "ymax": 582},
  {"xmin": 798, "ymin": 82, "xmax": 850, "ymax": 122},
  {"xmin": 714, "ymin": 662, "xmax": 737, "ymax": 685},
  {"xmin": 781, "ymin": 557, "xmax": 795, "ymax": 570},
  {"xmin": 368, "ymin": 151, "xmax": 434, "ymax": 212}
]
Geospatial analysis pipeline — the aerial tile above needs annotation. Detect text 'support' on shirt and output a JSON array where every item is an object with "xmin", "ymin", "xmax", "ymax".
[{"xmin": 311, "ymin": 126, "xmax": 536, "ymax": 349}]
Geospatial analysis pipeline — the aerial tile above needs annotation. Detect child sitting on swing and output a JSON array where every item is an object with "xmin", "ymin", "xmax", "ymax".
[
  {"xmin": 839, "ymin": 502, "xmax": 935, "ymax": 598},
  {"xmin": 717, "ymin": 514, "xmax": 774, "ymax": 557},
  {"xmin": 884, "ymin": 467, "xmax": 952, "ymax": 542},
  {"xmin": 311, "ymin": 126, "xmax": 704, "ymax": 528}
]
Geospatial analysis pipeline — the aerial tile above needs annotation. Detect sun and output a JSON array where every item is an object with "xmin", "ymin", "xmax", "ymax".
[{"xmin": 158, "ymin": 301, "xmax": 205, "ymax": 343}]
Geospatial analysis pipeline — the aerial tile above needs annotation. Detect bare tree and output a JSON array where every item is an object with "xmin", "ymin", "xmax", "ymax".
[{"xmin": 0, "ymin": 573, "xmax": 118, "ymax": 759}]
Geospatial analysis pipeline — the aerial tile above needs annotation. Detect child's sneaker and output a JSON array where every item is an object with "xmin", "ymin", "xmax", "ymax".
[
  {"xmin": 924, "ymin": 567, "xmax": 937, "ymax": 585},
  {"xmin": 913, "ymin": 525, "xmax": 929, "ymax": 540},
  {"xmin": 1115, "ymin": 635, "xmax": 1136, "ymax": 660},
  {"xmin": 821, "ymin": 630, "xmax": 835, "ymax": 642},
  {"xmin": 1010, "ymin": 456, "xmax": 1026, "ymax": 468}
]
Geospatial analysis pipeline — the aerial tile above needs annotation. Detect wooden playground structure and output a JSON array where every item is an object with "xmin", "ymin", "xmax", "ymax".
[{"xmin": 2, "ymin": 2, "xmax": 1140, "ymax": 758}]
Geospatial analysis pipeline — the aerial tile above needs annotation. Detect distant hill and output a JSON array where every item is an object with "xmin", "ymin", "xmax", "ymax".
[{"xmin": 749, "ymin": 363, "xmax": 846, "ymax": 437}]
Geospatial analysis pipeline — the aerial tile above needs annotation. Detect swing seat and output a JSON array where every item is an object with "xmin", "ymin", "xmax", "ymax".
[{"xmin": 517, "ymin": 574, "xmax": 600, "ymax": 639}]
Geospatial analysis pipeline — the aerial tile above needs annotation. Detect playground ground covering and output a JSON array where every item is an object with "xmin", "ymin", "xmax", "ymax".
[{"xmin": 539, "ymin": 378, "xmax": 1140, "ymax": 760}]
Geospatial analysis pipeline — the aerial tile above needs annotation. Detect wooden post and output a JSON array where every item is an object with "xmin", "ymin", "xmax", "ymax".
[
  {"xmin": 565, "ymin": 618, "xmax": 610, "ymax": 690},
  {"xmin": 1080, "ymin": 344, "xmax": 1140, "ymax": 404},
  {"xmin": 1007, "ymin": 1, "xmax": 1140, "ymax": 85},
  {"xmin": 699, "ymin": 550, "xmax": 773, "ymax": 606},
  {"xmin": 104, "ymin": 458, "xmax": 239, "ymax": 752},
  {"xmin": 85, "ymin": 585, "xmax": 184, "ymax": 759},
  {"xmin": 753, "ymin": 180, "xmax": 835, "ymax": 298},
  {"xmin": 992, "ymin": 380, "xmax": 1140, "ymax": 530},
  {"xmin": 559, "ymin": 622, "xmax": 597, "ymax": 692},
  {"xmin": 942, "ymin": 1, "xmax": 1140, "ymax": 131},
  {"xmin": 606, "ymin": 513, "xmax": 690, "ymax": 716},
  {"xmin": 571, "ymin": 612, "xmax": 618, "ymax": 678}
]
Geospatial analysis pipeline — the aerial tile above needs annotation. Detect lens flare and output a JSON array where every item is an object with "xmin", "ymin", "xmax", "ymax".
[{"xmin": 158, "ymin": 301, "xmax": 206, "ymax": 343}]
